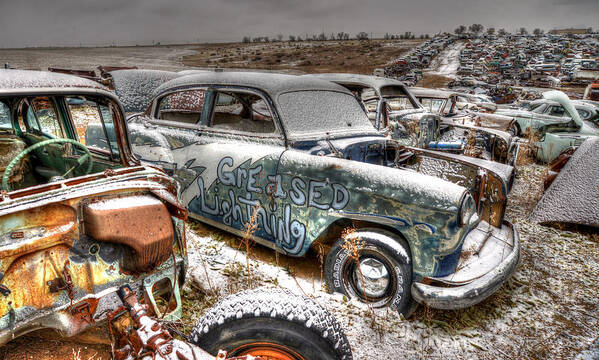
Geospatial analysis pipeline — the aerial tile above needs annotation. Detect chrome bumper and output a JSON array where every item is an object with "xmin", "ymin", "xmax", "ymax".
[{"xmin": 411, "ymin": 220, "xmax": 519, "ymax": 310}]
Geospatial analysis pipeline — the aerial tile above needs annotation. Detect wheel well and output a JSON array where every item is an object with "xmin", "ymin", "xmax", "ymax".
[{"xmin": 311, "ymin": 218, "xmax": 413, "ymax": 258}]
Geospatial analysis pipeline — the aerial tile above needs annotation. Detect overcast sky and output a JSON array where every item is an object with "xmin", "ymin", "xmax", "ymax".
[{"xmin": 0, "ymin": 0, "xmax": 597, "ymax": 48}]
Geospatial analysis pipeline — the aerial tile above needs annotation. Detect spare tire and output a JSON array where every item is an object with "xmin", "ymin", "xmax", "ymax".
[{"xmin": 189, "ymin": 287, "xmax": 352, "ymax": 360}]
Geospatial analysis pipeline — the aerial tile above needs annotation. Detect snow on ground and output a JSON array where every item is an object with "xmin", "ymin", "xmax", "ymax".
[
  {"xmin": 183, "ymin": 163, "xmax": 598, "ymax": 359},
  {"xmin": 426, "ymin": 42, "xmax": 465, "ymax": 79}
]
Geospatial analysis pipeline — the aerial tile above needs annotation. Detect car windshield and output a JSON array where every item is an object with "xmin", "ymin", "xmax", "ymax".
[
  {"xmin": 380, "ymin": 86, "xmax": 419, "ymax": 111},
  {"xmin": 278, "ymin": 90, "xmax": 376, "ymax": 136},
  {"xmin": 419, "ymin": 98, "xmax": 446, "ymax": 114},
  {"xmin": 532, "ymin": 103, "xmax": 547, "ymax": 114}
]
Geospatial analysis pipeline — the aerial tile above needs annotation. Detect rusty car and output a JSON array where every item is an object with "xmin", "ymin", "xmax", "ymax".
[
  {"xmin": 347, "ymin": 83, "xmax": 519, "ymax": 166},
  {"xmin": 0, "ymin": 70, "xmax": 352, "ymax": 360},
  {"xmin": 122, "ymin": 71, "xmax": 520, "ymax": 318},
  {"xmin": 309, "ymin": 75, "xmax": 519, "ymax": 167}
]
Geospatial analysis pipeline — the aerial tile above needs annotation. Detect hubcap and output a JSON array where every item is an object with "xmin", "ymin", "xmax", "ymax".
[
  {"xmin": 233, "ymin": 342, "xmax": 304, "ymax": 360},
  {"xmin": 352, "ymin": 257, "xmax": 390, "ymax": 298}
]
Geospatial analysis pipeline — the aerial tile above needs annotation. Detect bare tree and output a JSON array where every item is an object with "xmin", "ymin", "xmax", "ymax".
[
  {"xmin": 519, "ymin": 27, "xmax": 528, "ymax": 35},
  {"xmin": 454, "ymin": 25, "xmax": 467, "ymax": 35},
  {"xmin": 356, "ymin": 32, "xmax": 369, "ymax": 40},
  {"xmin": 288, "ymin": 35, "xmax": 296, "ymax": 42},
  {"xmin": 469, "ymin": 24, "xmax": 484, "ymax": 35},
  {"xmin": 242, "ymin": 36, "xmax": 251, "ymax": 43},
  {"xmin": 533, "ymin": 28, "xmax": 544, "ymax": 36},
  {"xmin": 276, "ymin": 33, "xmax": 283, "ymax": 41},
  {"xmin": 318, "ymin": 32, "xmax": 327, "ymax": 41}
]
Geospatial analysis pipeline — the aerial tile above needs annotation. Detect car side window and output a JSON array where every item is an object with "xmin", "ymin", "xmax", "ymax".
[
  {"xmin": 29, "ymin": 97, "xmax": 63, "ymax": 138},
  {"xmin": 547, "ymin": 105, "xmax": 566, "ymax": 117},
  {"xmin": 209, "ymin": 91, "xmax": 276, "ymax": 134},
  {"xmin": 66, "ymin": 97, "xmax": 121, "ymax": 160},
  {"xmin": 157, "ymin": 89, "xmax": 206, "ymax": 125}
]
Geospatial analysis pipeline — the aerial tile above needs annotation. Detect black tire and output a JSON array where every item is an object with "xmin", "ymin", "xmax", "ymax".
[
  {"xmin": 189, "ymin": 287, "xmax": 352, "ymax": 360},
  {"xmin": 324, "ymin": 228, "xmax": 416, "ymax": 318}
]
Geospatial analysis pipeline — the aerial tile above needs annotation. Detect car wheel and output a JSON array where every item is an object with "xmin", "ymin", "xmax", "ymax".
[
  {"xmin": 189, "ymin": 287, "xmax": 352, "ymax": 360},
  {"xmin": 324, "ymin": 228, "xmax": 416, "ymax": 317}
]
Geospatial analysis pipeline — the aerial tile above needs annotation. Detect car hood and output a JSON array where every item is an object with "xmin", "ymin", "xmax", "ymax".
[
  {"xmin": 495, "ymin": 109, "xmax": 534, "ymax": 118},
  {"xmin": 543, "ymin": 90, "xmax": 584, "ymax": 128},
  {"xmin": 531, "ymin": 137, "xmax": 599, "ymax": 228},
  {"xmin": 293, "ymin": 134, "xmax": 389, "ymax": 158}
]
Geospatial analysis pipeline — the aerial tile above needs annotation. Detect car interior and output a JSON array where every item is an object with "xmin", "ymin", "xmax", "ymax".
[
  {"xmin": 210, "ymin": 91, "xmax": 276, "ymax": 133},
  {"xmin": 0, "ymin": 95, "xmax": 122, "ymax": 192},
  {"xmin": 156, "ymin": 89, "xmax": 276, "ymax": 134}
]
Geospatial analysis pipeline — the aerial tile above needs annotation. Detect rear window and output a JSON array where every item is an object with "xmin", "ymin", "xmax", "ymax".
[{"xmin": 278, "ymin": 91, "xmax": 375, "ymax": 136}]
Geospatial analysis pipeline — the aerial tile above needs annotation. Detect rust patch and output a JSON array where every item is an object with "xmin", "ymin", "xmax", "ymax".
[{"xmin": 84, "ymin": 195, "xmax": 173, "ymax": 272}]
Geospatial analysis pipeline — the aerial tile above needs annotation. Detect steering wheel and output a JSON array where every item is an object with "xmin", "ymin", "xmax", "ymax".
[{"xmin": 2, "ymin": 138, "xmax": 93, "ymax": 191}]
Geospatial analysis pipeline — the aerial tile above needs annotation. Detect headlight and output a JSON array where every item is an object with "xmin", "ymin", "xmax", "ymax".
[{"xmin": 458, "ymin": 192, "xmax": 477, "ymax": 227}]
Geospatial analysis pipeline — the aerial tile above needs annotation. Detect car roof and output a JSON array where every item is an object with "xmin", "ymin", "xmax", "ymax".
[
  {"xmin": 304, "ymin": 73, "xmax": 407, "ymax": 91},
  {"xmin": 153, "ymin": 71, "xmax": 352, "ymax": 98},
  {"xmin": 0, "ymin": 69, "xmax": 109, "ymax": 93}
]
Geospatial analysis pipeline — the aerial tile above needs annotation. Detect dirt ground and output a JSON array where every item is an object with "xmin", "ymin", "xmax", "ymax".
[
  {"xmin": 182, "ymin": 39, "xmax": 422, "ymax": 74},
  {"xmin": 178, "ymin": 163, "xmax": 598, "ymax": 360},
  {"xmin": 0, "ymin": 42, "xmax": 597, "ymax": 359}
]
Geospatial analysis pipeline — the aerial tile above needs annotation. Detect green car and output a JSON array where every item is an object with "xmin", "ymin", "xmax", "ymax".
[
  {"xmin": 496, "ymin": 91, "xmax": 599, "ymax": 162},
  {"xmin": 121, "ymin": 71, "xmax": 519, "ymax": 317}
]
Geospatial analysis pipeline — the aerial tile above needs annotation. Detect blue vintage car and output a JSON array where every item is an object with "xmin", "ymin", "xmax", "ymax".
[{"xmin": 120, "ymin": 71, "xmax": 519, "ymax": 317}]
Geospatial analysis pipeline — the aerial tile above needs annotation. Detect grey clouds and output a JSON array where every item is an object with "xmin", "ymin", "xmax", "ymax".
[{"xmin": 0, "ymin": 0, "xmax": 597, "ymax": 48}]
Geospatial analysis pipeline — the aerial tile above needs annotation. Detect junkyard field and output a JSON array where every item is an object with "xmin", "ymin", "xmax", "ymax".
[{"xmin": 0, "ymin": 41, "xmax": 597, "ymax": 360}]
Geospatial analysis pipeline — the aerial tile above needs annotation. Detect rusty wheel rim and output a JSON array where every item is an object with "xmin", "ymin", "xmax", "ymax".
[{"xmin": 232, "ymin": 342, "xmax": 305, "ymax": 360}]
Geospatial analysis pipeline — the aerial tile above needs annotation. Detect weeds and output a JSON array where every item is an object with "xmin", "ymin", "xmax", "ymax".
[{"xmin": 241, "ymin": 204, "xmax": 261, "ymax": 288}]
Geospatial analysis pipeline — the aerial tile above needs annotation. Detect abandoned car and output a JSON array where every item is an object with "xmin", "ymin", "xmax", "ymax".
[
  {"xmin": 305, "ymin": 73, "xmax": 440, "ymax": 148},
  {"xmin": 496, "ymin": 91, "xmax": 599, "ymax": 162},
  {"xmin": 493, "ymin": 96, "xmax": 599, "ymax": 136},
  {"xmin": 400, "ymin": 86, "xmax": 520, "ymax": 166},
  {"xmin": 124, "ymin": 71, "xmax": 520, "ymax": 317},
  {"xmin": 0, "ymin": 70, "xmax": 352, "ymax": 360}
]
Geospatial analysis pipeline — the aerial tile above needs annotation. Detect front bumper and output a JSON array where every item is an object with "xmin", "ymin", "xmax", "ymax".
[{"xmin": 411, "ymin": 220, "xmax": 519, "ymax": 310}]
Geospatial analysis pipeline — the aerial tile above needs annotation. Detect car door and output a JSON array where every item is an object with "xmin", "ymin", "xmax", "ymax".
[
  {"xmin": 186, "ymin": 87, "xmax": 287, "ymax": 247},
  {"xmin": 131, "ymin": 86, "xmax": 287, "ymax": 248},
  {"xmin": 128, "ymin": 86, "xmax": 211, "ymax": 201}
]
